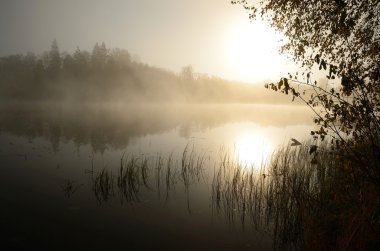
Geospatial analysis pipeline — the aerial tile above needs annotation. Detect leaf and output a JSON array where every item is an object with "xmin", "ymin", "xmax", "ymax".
[
  {"xmin": 278, "ymin": 79, "xmax": 283, "ymax": 89},
  {"xmin": 290, "ymin": 138, "xmax": 302, "ymax": 146},
  {"xmin": 291, "ymin": 88, "xmax": 298, "ymax": 97},
  {"xmin": 315, "ymin": 54, "xmax": 320, "ymax": 64},
  {"xmin": 321, "ymin": 60, "xmax": 327, "ymax": 70},
  {"xmin": 309, "ymin": 145, "xmax": 318, "ymax": 155},
  {"xmin": 284, "ymin": 78, "xmax": 290, "ymax": 94}
]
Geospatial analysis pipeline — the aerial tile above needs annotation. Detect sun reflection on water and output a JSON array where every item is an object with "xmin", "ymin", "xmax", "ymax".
[{"xmin": 234, "ymin": 133, "xmax": 272, "ymax": 168}]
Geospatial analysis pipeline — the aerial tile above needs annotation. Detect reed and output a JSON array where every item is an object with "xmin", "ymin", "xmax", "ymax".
[
  {"xmin": 88, "ymin": 147, "xmax": 207, "ymax": 205},
  {"xmin": 210, "ymin": 142, "xmax": 380, "ymax": 250},
  {"xmin": 92, "ymin": 168, "xmax": 114, "ymax": 204},
  {"xmin": 164, "ymin": 152, "xmax": 177, "ymax": 202},
  {"xmin": 60, "ymin": 179, "xmax": 82, "ymax": 198},
  {"xmin": 85, "ymin": 142, "xmax": 379, "ymax": 250},
  {"xmin": 211, "ymin": 149, "xmax": 268, "ymax": 228}
]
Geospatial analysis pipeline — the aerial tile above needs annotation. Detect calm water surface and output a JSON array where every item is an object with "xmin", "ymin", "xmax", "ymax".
[{"xmin": 0, "ymin": 103, "xmax": 314, "ymax": 250}]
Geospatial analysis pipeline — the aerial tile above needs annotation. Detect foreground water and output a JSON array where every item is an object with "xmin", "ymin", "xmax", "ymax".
[{"xmin": 0, "ymin": 103, "xmax": 313, "ymax": 250}]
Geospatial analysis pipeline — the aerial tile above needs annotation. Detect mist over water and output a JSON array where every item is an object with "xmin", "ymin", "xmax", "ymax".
[
  {"xmin": 0, "ymin": 6, "xmax": 313, "ymax": 249},
  {"xmin": 1, "ymin": 0, "xmax": 378, "ymax": 249},
  {"xmin": 0, "ymin": 102, "xmax": 313, "ymax": 153},
  {"xmin": 0, "ymin": 100, "xmax": 313, "ymax": 249}
]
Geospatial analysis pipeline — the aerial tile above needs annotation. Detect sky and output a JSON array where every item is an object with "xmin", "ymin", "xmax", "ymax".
[{"xmin": 0, "ymin": 0, "xmax": 297, "ymax": 83}]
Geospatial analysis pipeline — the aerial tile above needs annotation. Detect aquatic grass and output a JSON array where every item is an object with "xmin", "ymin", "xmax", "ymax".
[
  {"xmin": 211, "ymin": 149, "xmax": 269, "ymax": 228},
  {"xmin": 87, "ymin": 147, "xmax": 209, "ymax": 206},
  {"xmin": 209, "ymin": 141, "xmax": 380, "ymax": 250},
  {"xmin": 117, "ymin": 154, "xmax": 143, "ymax": 203},
  {"xmin": 227, "ymin": 144, "xmax": 329, "ymax": 249},
  {"xmin": 164, "ymin": 152, "xmax": 178, "ymax": 202},
  {"xmin": 140, "ymin": 155, "xmax": 149, "ymax": 189},
  {"xmin": 60, "ymin": 179, "xmax": 83, "ymax": 198},
  {"xmin": 180, "ymin": 144, "xmax": 192, "ymax": 191},
  {"xmin": 84, "ymin": 142, "xmax": 379, "ymax": 250},
  {"xmin": 155, "ymin": 153, "xmax": 164, "ymax": 199},
  {"xmin": 92, "ymin": 168, "xmax": 114, "ymax": 204}
]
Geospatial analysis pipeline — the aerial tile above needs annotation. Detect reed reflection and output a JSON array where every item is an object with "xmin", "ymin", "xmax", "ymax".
[{"xmin": 59, "ymin": 140, "xmax": 334, "ymax": 250}]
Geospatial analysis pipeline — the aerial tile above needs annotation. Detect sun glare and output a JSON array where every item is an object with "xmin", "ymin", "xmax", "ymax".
[
  {"xmin": 225, "ymin": 19, "xmax": 288, "ymax": 83},
  {"xmin": 235, "ymin": 132, "xmax": 272, "ymax": 168}
]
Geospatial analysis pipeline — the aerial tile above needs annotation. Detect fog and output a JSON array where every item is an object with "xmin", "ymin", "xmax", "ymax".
[
  {"xmin": 0, "ymin": 41, "xmax": 303, "ymax": 105},
  {"xmin": 0, "ymin": 0, "xmax": 296, "ymax": 83},
  {"xmin": 0, "ymin": 2, "xmax": 315, "ymax": 250},
  {"xmin": 0, "ymin": 102, "xmax": 312, "ymax": 153}
]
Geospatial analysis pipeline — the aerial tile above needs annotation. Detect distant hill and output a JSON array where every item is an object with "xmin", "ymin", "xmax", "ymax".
[{"xmin": 0, "ymin": 41, "xmax": 300, "ymax": 105}]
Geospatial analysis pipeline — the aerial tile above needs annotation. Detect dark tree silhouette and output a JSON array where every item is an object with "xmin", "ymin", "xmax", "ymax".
[
  {"xmin": 0, "ymin": 40, "xmax": 297, "ymax": 104},
  {"xmin": 91, "ymin": 42, "xmax": 108, "ymax": 71},
  {"xmin": 233, "ymin": 0, "xmax": 380, "ymax": 181},
  {"xmin": 47, "ymin": 39, "xmax": 61, "ymax": 79},
  {"xmin": 233, "ymin": 1, "xmax": 380, "ymax": 249}
]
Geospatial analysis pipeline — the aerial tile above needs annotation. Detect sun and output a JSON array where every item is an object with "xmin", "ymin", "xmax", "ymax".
[
  {"xmin": 234, "ymin": 132, "xmax": 272, "ymax": 168},
  {"xmin": 225, "ymin": 18, "xmax": 288, "ymax": 83}
]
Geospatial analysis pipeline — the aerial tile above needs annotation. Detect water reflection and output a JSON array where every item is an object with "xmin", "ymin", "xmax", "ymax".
[
  {"xmin": 0, "ymin": 103, "xmax": 314, "ymax": 249},
  {"xmin": 84, "ymin": 147, "xmax": 270, "ymax": 230},
  {"xmin": 60, "ymin": 179, "xmax": 83, "ymax": 198},
  {"xmin": 235, "ymin": 132, "xmax": 272, "ymax": 168},
  {"xmin": 0, "ymin": 103, "xmax": 312, "ymax": 153},
  {"xmin": 85, "ymin": 145, "xmax": 207, "ymax": 209}
]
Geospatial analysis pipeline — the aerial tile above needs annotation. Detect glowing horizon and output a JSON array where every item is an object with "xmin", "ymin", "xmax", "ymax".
[{"xmin": 0, "ymin": 0, "xmax": 296, "ymax": 84}]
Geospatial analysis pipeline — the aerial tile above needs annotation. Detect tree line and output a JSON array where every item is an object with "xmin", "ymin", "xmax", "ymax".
[{"xmin": 0, "ymin": 40, "xmax": 294, "ymax": 104}]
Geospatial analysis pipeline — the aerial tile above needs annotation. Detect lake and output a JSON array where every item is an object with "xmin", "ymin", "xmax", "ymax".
[{"xmin": 0, "ymin": 103, "xmax": 314, "ymax": 250}]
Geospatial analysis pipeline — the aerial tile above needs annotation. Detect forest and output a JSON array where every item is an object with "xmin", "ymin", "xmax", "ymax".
[{"xmin": 0, "ymin": 40, "xmax": 295, "ymax": 104}]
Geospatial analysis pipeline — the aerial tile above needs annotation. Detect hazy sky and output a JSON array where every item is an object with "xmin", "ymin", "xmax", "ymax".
[{"xmin": 0, "ymin": 0, "xmax": 296, "ymax": 83}]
